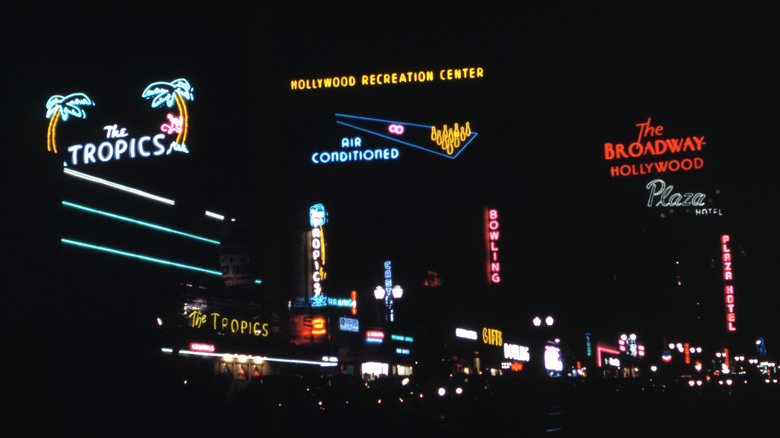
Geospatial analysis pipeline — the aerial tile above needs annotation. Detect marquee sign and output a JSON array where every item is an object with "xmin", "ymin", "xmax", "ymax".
[
  {"xmin": 604, "ymin": 118, "xmax": 705, "ymax": 178},
  {"xmin": 46, "ymin": 78, "xmax": 194, "ymax": 167}
]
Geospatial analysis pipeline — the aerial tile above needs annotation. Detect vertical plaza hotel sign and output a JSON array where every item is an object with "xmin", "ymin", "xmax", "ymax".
[
  {"xmin": 45, "ymin": 79, "xmax": 194, "ymax": 166},
  {"xmin": 721, "ymin": 235, "xmax": 737, "ymax": 332}
]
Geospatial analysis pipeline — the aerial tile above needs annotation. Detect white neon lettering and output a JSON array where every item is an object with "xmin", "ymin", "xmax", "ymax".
[
  {"xmin": 97, "ymin": 142, "xmax": 113, "ymax": 162},
  {"xmin": 138, "ymin": 136, "xmax": 151, "ymax": 157},
  {"xmin": 646, "ymin": 179, "xmax": 706, "ymax": 207},
  {"xmin": 84, "ymin": 143, "xmax": 96, "ymax": 164},
  {"xmin": 68, "ymin": 145, "xmax": 83, "ymax": 165},
  {"xmin": 114, "ymin": 139, "xmax": 128, "ymax": 160},
  {"xmin": 152, "ymin": 134, "xmax": 166, "ymax": 156}
]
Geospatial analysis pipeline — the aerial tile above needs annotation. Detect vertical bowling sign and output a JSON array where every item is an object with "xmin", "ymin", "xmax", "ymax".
[{"xmin": 485, "ymin": 208, "xmax": 500, "ymax": 284}]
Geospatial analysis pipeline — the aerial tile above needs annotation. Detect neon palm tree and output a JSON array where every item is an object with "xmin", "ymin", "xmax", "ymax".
[
  {"xmin": 45, "ymin": 93, "xmax": 94, "ymax": 153},
  {"xmin": 141, "ymin": 79, "xmax": 194, "ymax": 151}
]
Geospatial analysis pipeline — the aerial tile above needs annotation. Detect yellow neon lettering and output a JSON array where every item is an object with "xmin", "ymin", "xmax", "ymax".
[
  {"xmin": 240, "ymin": 320, "xmax": 248, "ymax": 334},
  {"xmin": 221, "ymin": 317, "xmax": 229, "ymax": 330},
  {"xmin": 211, "ymin": 313, "xmax": 221, "ymax": 330}
]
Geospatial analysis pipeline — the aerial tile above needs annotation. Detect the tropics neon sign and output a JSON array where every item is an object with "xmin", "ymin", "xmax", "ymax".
[
  {"xmin": 310, "ymin": 204, "xmax": 327, "ymax": 305},
  {"xmin": 47, "ymin": 78, "xmax": 194, "ymax": 166}
]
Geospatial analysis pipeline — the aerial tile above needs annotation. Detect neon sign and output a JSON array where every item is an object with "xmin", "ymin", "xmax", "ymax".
[
  {"xmin": 46, "ymin": 93, "xmax": 94, "ymax": 154},
  {"xmin": 596, "ymin": 345, "xmax": 620, "ymax": 368},
  {"xmin": 722, "ymin": 234, "xmax": 737, "ymax": 331},
  {"xmin": 289, "ymin": 67, "xmax": 483, "ymax": 91},
  {"xmin": 190, "ymin": 343, "xmax": 215, "ymax": 352},
  {"xmin": 456, "ymin": 328, "xmax": 478, "ymax": 340},
  {"xmin": 187, "ymin": 310, "xmax": 269, "ymax": 337},
  {"xmin": 49, "ymin": 78, "xmax": 195, "ymax": 166},
  {"xmin": 311, "ymin": 136, "xmax": 400, "ymax": 165},
  {"xmin": 339, "ymin": 317, "xmax": 359, "ymax": 333},
  {"xmin": 604, "ymin": 118, "xmax": 705, "ymax": 177},
  {"xmin": 585, "ymin": 333, "xmax": 592, "ymax": 357},
  {"xmin": 335, "ymin": 114, "xmax": 478, "ymax": 159},
  {"xmin": 378, "ymin": 261, "xmax": 403, "ymax": 323},
  {"xmin": 309, "ymin": 204, "xmax": 327, "ymax": 303},
  {"xmin": 482, "ymin": 327, "xmax": 503, "ymax": 347},
  {"xmin": 544, "ymin": 345, "xmax": 563, "ymax": 372},
  {"xmin": 645, "ymin": 179, "xmax": 707, "ymax": 208},
  {"xmin": 504, "ymin": 343, "xmax": 530, "ymax": 361},
  {"xmin": 366, "ymin": 330, "xmax": 384, "ymax": 343},
  {"xmin": 142, "ymin": 78, "xmax": 193, "ymax": 154},
  {"xmin": 311, "ymin": 317, "xmax": 327, "ymax": 336},
  {"xmin": 485, "ymin": 208, "xmax": 500, "ymax": 284}
]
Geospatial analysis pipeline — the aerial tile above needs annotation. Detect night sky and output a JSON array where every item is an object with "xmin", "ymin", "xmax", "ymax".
[{"xmin": 4, "ymin": 2, "xmax": 780, "ymax": 379}]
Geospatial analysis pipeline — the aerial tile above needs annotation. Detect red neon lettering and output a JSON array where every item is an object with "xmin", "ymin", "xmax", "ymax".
[
  {"xmin": 627, "ymin": 142, "xmax": 643, "ymax": 157},
  {"xmin": 488, "ymin": 220, "xmax": 499, "ymax": 230},
  {"xmin": 490, "ymin": 242, "xmax": 499, "ymax": 251},
  {"xmin": 190, "ymin": 343, "xmax": 215, "ymax": 352},
  {"xmin": 724, "ymin": 271, "xmax": 733, "ymax": 281},
  {"xmin": 725, "ymin": 285, "xmax": 734, "ymax": 294},
  {"xmin": 489, "ymin": 209, "xmax": 498, "ymax": 220},
  {"xmin": 722, "ymin": 235, "xmax": 730, "ymax": 244},
  {"xmin": 489, "ymin": 231, "xmax": 499, "ymax": 240},
  {"xmin": 615, "ymin": 144, "xmax": 627, "ymax": 159}
]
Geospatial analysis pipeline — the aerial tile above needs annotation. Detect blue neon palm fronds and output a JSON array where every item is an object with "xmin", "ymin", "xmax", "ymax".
[
  {"xmin": 141, "ymin": 78, "xmax": 194, "ymax": 108},
  {"xmin": 46, "ymin": 93, "xmax": 94, "ymax": 121}
]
